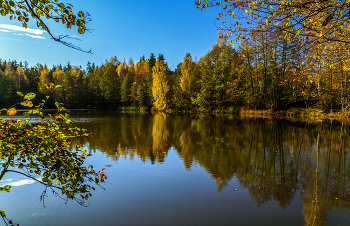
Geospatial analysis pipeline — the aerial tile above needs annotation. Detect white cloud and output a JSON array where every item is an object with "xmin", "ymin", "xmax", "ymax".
[
  {"xmin": 26, "ymin": 34, "xmax": 45, "ymax": 39},
  {"xmin": 32, "ymin": 212, "xmax": 47, "ymax": 217},
  {"xmin": 0, "ymin": 23, "xmax": 46, "ymax": 35},
  {"xmin": 0, "ymin": 29, "xmax": 11, "ymax": 32},
  {"xmin": 1, "ymin": 177, "xmax": 42, "ymax": 187},
  {"xmin": 7, "ymin": 179, "xmax": 38, "ymax": 186}
]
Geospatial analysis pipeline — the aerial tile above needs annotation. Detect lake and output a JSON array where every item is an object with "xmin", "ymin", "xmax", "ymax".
[{"xmin": 1, "ymin": 111, "xmax": 350, "ymax": 225}]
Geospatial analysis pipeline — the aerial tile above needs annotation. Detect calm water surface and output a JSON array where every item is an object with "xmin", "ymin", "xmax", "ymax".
[{"xmin": 1, "ymin": 112, "xmax": 350, "ymax": 225}]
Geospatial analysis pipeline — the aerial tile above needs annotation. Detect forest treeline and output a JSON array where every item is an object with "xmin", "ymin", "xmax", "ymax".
[{"xmin": 1, "ymin": 34, "xmax": 348, "ymax": 112}]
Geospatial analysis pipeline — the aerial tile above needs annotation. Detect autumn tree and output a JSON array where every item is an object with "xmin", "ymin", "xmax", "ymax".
[
  {"xmin": 152, "ymin": 58, "xmax": 169, "ymax": 110},
  {"xmin": 197, "ymin": 0, "xmax": 350, "ymax": 69},
  {"xmin": 52, "ymin": 66, "xmax": 65, "ymax": 102},
  {"xmin": 180, "ymin": 53, "xmax": 195, "ymax": 108},
  {"xmin": 38, "ymin": 64, "xmax": 52, "ymax": 93},
  {"xmin": 135, "ymin": 59, "xmax": 150, "ymax": 107},
  {"xmin": 169, "ymin": 63, "xmax": 186, "ymax": 110},
  {"xmin": 15, "ymin": 66, "xmax": 28, "ymax": 89}
]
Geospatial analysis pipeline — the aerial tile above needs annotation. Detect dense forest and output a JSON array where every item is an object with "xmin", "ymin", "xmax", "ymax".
[{"xmin": 1, "ymin": 34, "xmax": 349, "ymax": 113}]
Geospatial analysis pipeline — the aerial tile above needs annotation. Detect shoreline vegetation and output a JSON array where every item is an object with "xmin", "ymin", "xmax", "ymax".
[
  {"xmin": 10, "ymin": 106, "xmax": 350, "ymax": 125},
  {"xmin": 237, "ymin": 108, "xmax": 350, "ymax": 123},
  {"xmin": 22, "ymin": 106, "xmax": 347, "ymax": 124},
  {"xmin": 119, "ymin": 106, "xmax": 350, "ymax": 122}
]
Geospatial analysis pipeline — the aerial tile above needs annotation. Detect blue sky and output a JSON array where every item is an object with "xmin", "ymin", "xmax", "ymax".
[{"xmin": 0, "ymin": 0, "xmax": 225, "ymax": 70}]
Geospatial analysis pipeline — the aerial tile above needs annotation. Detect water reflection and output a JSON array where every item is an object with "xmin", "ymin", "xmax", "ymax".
[{"xmin": 69, "ymin": 112, "xmax": 350, "ymax": 225}]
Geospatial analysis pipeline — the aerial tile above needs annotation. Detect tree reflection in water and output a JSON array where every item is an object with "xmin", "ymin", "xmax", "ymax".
[{"xmin": 74, "ymin": 112, "xmax": 350, "ymax": 226}]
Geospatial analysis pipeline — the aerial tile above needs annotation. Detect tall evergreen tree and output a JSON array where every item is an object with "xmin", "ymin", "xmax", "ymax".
[{"xmin": 148, "ymin": 53, "xmax": 156, "ymax": 69}]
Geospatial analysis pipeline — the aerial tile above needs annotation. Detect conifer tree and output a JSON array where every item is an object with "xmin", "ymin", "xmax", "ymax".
[
  {"xmin": 0, "ymin": 72, "xmax": 13, "ymax": 108},
  {"xmin": 121, "ymin": 74, "xmax": 133, "ymax": 104},
  {"xmin": 180, "ymin": 53, "xmax": 195, "ymax": 98},
  {"xmin": 148, "ymin": 53, "xmax": 156, "ymax": 69},
  {"xmin": 137, "ymin": 84, "xmax": 148, "ymax": 107},
  {"xmin": 99, "ymin": 57, "xmax": 120, "ymax": 104}
]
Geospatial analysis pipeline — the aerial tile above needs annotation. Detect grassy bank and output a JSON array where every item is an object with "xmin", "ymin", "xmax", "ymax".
[
  {"xmin": 116, "ymin": 107, "xmax": 140, "ymax": 113},
  {"xmin": 237, "ymin": 107, "xmax": 350, "ymax": 122},
  {"xmin": 114, "ymin": 106, "xmax": 350, "ymax": 123}
]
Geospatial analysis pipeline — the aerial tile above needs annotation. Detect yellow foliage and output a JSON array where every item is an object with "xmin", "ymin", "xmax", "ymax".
[
  {"xmin": 38, "ymin": 64, "xmax": 50, "ymax": 93},
  {"xmin": 151, "ymin": 113, "xmax": 169, "ymax": 161},
  {"xmin": 152, "ymin": 59, "xmax": 169, "ymax": 111},
  {"xmin": 71, "ymin": 66, "xmax": 81, "ymax": 77},
  {"xmin": 16, "ymin": 66, "xmax": 22, "ymax": 74},
  {"xmin": 135, "ymin": 59, "xmax": 149, "ymax": 82},
  {"xmin": 117, "ymin": 59, "xmax": 127, "ymax": 77},
  {"xmin": 53, "ymin": 66, "xmax": 64, "ymax": 82}
]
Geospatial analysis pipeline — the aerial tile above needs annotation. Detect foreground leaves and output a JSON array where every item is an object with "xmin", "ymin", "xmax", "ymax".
[{"xmin": 0, "ymin": 84, "xmax": 106, "ymax": 223}]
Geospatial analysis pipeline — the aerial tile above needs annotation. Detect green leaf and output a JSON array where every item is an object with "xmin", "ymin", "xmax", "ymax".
[
  {"xmin": 55, "ymin": 102, "xmax": 64, "ymax": 109},
  {"xmin": 24, "ymin": 93, "xmax": 36, "ymax": 100},
  {"xmin": 78, "ymin": 26, "xmax": 85, "ymax": 34},
  {"xmin": 66, "ymin": 191, "xmax": 74, "ymax": 199},
  {"xmin": 78, "ymin": 11, "xmax": 84, "ymax": 17},
  {"xmin": 17, "ymin": 91, "xmax": 23, "ymax": 97}
]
